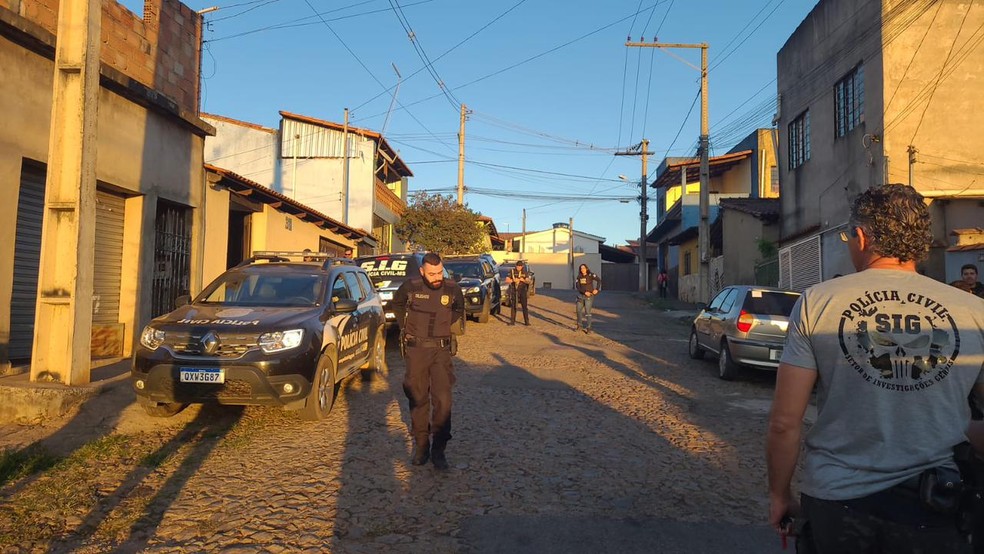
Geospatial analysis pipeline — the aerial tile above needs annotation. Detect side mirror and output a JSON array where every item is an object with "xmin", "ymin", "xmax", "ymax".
[
  {"xmin": 453, "ymin": 274, "xmax": 463, "ymax": 282},
  {"xmin": 696, "ymin": 302, "xmax": 708, "ymax": 311},
  {"xmin": 175, "ymin": 294, "xmax": 191, "ymax": 308},
  {"xmin": 334, "ymin": 298, "xmax": 359, "ymax": 313}
]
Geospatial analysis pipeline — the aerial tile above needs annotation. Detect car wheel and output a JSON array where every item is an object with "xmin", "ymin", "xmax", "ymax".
[
  {"xmin": 137, "ymin": 395, "xmax": 186, "ymax": 418},
  {"xmin": 718, "ymin": 340, "xmax": 741, "ymax": 381},
  {"xmin": 301, "ymin": 353, "xmax": 337, "ymax": 420},
  {"xmin": 361, "ymin": 327, "xmax": 386, "ymax": 381},
  {"xmin": 478, "ymin": 295, "xmax": 491, "ymax": 323},
  {"xmin": 688, "ymin": 328, "xmax": 705, "ymax": 360}
]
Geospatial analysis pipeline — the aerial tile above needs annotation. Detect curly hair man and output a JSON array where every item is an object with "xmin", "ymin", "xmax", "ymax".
[{"xmin": 767, "ymin": 184, "xmax": 984, "ymax": 553}]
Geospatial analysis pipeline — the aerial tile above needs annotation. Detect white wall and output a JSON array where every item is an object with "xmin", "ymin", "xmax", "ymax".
[{"xmin": 516, "ymin": 228, "xmax": 602, "ymax": 254}]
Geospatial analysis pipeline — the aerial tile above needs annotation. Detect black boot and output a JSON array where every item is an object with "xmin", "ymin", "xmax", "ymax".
[
  {"xmin": 411, "ymin": 437, "xmax": 430, "ymax": 466},
  {"xmin": 431, "ymin": 441, "xmax": 449, "ymax": 470}
]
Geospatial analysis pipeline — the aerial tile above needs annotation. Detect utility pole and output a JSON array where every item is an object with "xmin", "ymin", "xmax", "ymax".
[
  {"xmin": 569, "ymin": 217, "xmax": 575, "ymax": 284},
  {"xmin": 615, "ymin": 139, "xmax": 653, "ymax": 292},
  {"xmin": 627, "ymin": 40, "xmax": 709, "ymax": 301},
  {"xmin": 907, "ymin": 144, "xmax": 917, "ymax": 187},
  {"xmin": 521, "ymin": 208, "xmax": 526, "ymax": 254},
  {"xmin": 342, "ymin": 108, "xmax": 350, "ymax": 224},
  {"xmin": 32, "ymin": 0, "xmax": 101, "ymax": 384},
  {"xmin": 457, "ymin": 103, "xmax": 468, "ymax": 205}
]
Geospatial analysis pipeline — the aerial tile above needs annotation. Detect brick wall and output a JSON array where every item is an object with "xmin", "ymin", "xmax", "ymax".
[{"xmin": 1, "ymin": 0, "xmax": 201, "ymax": 113}]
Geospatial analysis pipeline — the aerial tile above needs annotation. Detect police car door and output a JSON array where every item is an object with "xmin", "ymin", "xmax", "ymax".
[
  {"xmin": 328, "ymin": 274, "xmax": 361, "ymax": 375},
  {"xmin": 341, "ymin": 271, "xmax": 371, "ymax": 368}
]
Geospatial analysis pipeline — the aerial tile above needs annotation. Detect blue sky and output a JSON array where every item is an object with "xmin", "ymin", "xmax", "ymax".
[{"xmin": 171, "ymin": 0, "xmax": 818, "ymax": 244}]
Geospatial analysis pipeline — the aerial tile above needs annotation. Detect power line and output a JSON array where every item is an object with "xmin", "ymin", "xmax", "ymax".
[{"xmin": 386, "ymin": 0, "xmax": 461, "ymax": 111}]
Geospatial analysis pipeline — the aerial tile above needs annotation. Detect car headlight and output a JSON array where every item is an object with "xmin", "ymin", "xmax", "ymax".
[
  {"xmin": 464, "ymin": 286, "xmax": 481, "ymax": 294},
  {"xmin": 258, "ymin": 329, "xmax": 304, "ymax": 353},
  {"xmin": 140, "ymin": 326, "xmax": 166, "ymax": 350},
  {"xmin": 379, "ymin": 291, "xmax": 394, "ymax": 300}
]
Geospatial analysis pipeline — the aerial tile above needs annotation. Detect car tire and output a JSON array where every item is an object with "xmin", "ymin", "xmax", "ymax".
[
  {"xmin": 688, "ymin": 328, "xmax": 706, "ymax": 360},
  {"xmin": 301, "ymin": 353, "xmax": 337, "ymax": 420},
  {"xmin": 478, "ymin": 294, "xmax": 491, "ymax": 323},
  {"xmin": 361, "ymin": 327, "xmax": 386, "ymax": 381},
  {"xmin": 718, "ymin": 340, "xmax": 741, "ymax": 381},
  {"xmin": 137, "ymin": 395, "xmax": 186, "ymax": 418}
]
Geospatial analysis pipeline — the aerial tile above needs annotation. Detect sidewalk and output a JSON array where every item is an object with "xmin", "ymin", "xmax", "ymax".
[{"xmin": 0, "ymin": 358, "xmax": 130, "ymax": 424}]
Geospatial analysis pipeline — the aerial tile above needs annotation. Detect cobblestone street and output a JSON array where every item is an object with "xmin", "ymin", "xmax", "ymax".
[{"xmin": 1, "ymin": 291, "xmax": 785, "ymax": 553}]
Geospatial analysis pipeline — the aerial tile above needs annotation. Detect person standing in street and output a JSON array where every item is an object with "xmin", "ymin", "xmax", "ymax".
[
  {"xmin": 961, "ymin": 263, "xmax": 984, "ymax": 298},
  {"xmin": 573, "ymin": 263, "xmax": 601, "ymax": 333},
  {"xmin": 766, "ymin": 184, "xmax": 984, "ymax": 553},
  {"xmin": 657, "ymin": 269, "xmax": 669, "ymax": 299},
  {"xmin": 392, "ymin": 252, "xmax": 465, "ymax": 471},
  {"xmin": 507, "ymin": 260, "xmax": 532, "ymax": 326}
]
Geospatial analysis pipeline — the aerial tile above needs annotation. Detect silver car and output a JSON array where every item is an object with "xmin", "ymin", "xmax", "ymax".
[{"xmin": 688, "ymin": 285, "xmax": 801, "ymax": 380}]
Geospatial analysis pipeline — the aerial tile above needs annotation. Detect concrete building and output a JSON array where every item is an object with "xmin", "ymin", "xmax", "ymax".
[
  {"xmin": 203, "ymin": 165, "xmax": 368, "ymax": 284},
  {"xmin": 510, "ymin": 223, "xmax": 605, "ymax": 255},
  {"xmin": 715, "ymin": 198, "xmax": 781, "ymax": 287},
  {"xmin": 202, "ymin": 112, "xmax": 412, "ymax": 255},
  {"xmin": 648, "ymin": 129, "xmax": 779, "ymax": 302},
  {"xmin": 776, "ymin": 0, "xmax": 984, "ymax": 288},
  {"xmin": 0, "ymin": 0, "xmax": 213, "ymax": 374}
]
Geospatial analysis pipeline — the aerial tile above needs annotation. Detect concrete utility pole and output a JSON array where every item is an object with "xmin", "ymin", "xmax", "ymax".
[
  {"xmin": 627, "ymin": 41, "xmax": 709, "ymax": 301},
  {"xmin": 457, "ymin": 103, "xmax": 468, "ymax": 205},
  {"xmin": 568, "ymin": 217, "xmax": 575, "ymax": 283},
  {"xmin": 907, "ymin": 144, "xmax": 917, "ymax": 187},
  {"xmin": 615, "ymin": 139, "xmax": 653, "ymax": 292},
  {"xmin": 521, "ymin": 208, "xmax": 526, "ymax": 254},
  {"xmin": 32, "ymin": 0, "xmax": 102, "ymax": 385},
  {"xmin": 342, "ymin": 108, "xmax": 350, "ymax": 224}
]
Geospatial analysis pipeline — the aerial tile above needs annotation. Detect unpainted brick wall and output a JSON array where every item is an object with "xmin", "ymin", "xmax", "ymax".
[{"xmin": 0, "ymin": 0, "xmax": 201, "ymax": 113}]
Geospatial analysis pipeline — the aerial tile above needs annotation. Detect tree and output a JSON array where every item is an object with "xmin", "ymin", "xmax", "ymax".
[{"xmin": 395, "ymin": 192, "xmax": 487, "ymax": 254}]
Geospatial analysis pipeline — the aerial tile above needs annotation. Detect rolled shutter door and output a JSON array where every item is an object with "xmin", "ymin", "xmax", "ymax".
[
  {"xmin": 9, "ymin": 163, "xmax": 46, "ymax": 360},
  {"xmin": 93, "ymin": 189, "xmax": 125, "ymax": 325}
]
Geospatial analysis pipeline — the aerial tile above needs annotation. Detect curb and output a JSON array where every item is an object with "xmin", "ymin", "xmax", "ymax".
[{"xmin": 0, "ymin": 360, "xmax": 130, "ymax": 424}]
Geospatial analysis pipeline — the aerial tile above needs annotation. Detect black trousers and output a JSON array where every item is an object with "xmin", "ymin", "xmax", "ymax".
[
  {"xmin": 798, "ymin": 492, "xmax": 971, "ymax": 554},
  {"xmin": 403, "ymin": 345, "xmax": 455, "ymax": 445},
  {"xmin": 511, "ymin": 287, "xmax": 529, "ymax": 324}
]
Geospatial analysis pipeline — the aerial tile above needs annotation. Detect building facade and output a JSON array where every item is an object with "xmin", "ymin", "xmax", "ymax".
[
  {"xmin": 777, "ymin": 0, "xmax": 984, "ymax": 288},
  {"xmin": 0, "ymin": 0, "xmax": 212, "ymax": 373}
]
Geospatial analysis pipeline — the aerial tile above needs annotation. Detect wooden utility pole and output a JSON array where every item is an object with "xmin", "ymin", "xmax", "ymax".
[
  {"xmin": 568, "ymin": 217, "xmax": 575, "ymax": 284},
  {"xmin": 32, "ymin": 0, "xmax": 102, "ymax": 384},
  {"xmin": 342, "ymin": 108, "xmax": 350, "ymax": 224},
  {"xmin": 457, "ymin": 103, "xmax": 467, "ymax": 205},
  {"xmin": 521, "ymin": 208, "xmax": 526, "ymax": 254},
  {"xmin": 615, "ymin": 139, "xmax": 653, "ymax": 292},
  {"xmin": 627, "ymin": 41, "xmax": 709, "ymax": 301}
]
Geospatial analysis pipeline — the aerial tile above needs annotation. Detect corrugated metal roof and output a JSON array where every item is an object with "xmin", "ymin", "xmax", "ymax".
[
  {"xmin": 279, "ymin": 111, "xmax": 413, "ymax": 177},
  {"xmin": 652, "ymin": 150, "xmax": 754, "ymax": 189}
]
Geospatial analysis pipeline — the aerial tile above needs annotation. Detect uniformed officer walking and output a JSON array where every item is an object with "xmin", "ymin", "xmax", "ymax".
[
  {"xmin": 506, "ymin": 260, "xmax": 532, "ymax": 326},
  {"xmin": 392, "ymin": 252, "xmax": 465, "ymax": 471}
]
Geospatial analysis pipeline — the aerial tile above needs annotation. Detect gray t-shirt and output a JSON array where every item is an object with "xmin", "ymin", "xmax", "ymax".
[{"xmin": 782, "ymin": 269, "xmax": 984, "ymax": 501}]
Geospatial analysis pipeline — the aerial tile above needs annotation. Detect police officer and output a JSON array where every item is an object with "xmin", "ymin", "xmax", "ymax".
[
  {"xmin": 573, "ymin": 263, "xmax": 601, "ymax": 333},
  {"xmin": 507, "ymin": 260, "xmax": 532, "ymax": 326},
  {"xmin": 392, "ymin": 252, "xmax": 464, "ymax": 471}
]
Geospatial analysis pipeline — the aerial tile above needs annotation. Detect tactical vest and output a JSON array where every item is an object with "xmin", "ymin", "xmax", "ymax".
[
  {"xmin": 403, "ymin": 278, "xmax": 459, "ymax": 339},
  {"xmin": 510, "ymin": 268, "xmax": 530, "ymax": 290}
]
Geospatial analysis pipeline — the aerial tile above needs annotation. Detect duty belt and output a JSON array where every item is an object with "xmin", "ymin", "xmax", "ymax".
[{"xmin": 404, "ymin": 335, "xmax": 452, "ymax": 348}]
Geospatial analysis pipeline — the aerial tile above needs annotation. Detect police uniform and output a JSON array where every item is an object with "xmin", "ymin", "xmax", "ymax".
[
  {"xmin": 573, "ymin": 270, "xmax": 601, "ymax": 332},
  {"xmin": 508, "ymin": 265, "xmax": 531, "ymax": 325},
  {"xmin": 392, "ymin": 276, "xmax": 464, "ymax": 470}
]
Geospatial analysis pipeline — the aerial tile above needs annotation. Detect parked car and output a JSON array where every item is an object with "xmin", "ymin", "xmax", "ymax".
[
  {"xmin": 443, "ymin": 255, "xmax": 501, "ymax": 323},
  {"xmin": 498, "ymin": 261, "xmax": 536, "ymax": 307},
  {"xmin": 131, "ymin": 252, "xmax": 386, "ymax": 420},
  {"xmin": 688, "ymin": 285, "xmax": 802, "ymax": 380},
  {"xmin": 356, "ymin": 252, "xmax": 453, "ymax": 327}
]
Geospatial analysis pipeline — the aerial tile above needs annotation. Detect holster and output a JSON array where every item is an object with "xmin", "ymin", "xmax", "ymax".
[
  {"xmin": 399, "ymin": 330, "xmax": 407, "ymax": 359},
  {"xmin": 450, "ymin": 335, "xmax": 458, "ymax": 357},
  {"xmin": 918, "ymin": 466, "xmax": 963, "ymax": 515}
]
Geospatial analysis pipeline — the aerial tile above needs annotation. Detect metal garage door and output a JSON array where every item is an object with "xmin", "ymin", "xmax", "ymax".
[
  {"xmin": 9, "ymin": 162, "xmax": 45, "ymax": 360},
  {"xmin": 93, "ymin": 189, "xmax": 125, "ymax": 325}
]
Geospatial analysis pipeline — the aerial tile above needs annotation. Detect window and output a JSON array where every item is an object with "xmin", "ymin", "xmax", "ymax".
[
  {"xmin": 720, "ymin": 288, "xmax": 739, "ymax": 313},
  {"xmin": 788, "ymin": 111, "xmax": 810, "ymax": 169},
  {"xmin": 684, "ymin": 251, "xmax": 693, "ymax": 276},
  {"xmin": 356, "ymin": 272, "xmax": 375, "ymax": 299},
  {"xmin": 330, "ymin": 276, "xmax": 350, "ymax": 303},
  {"xmin": 835, "ymin": 64, "xmax": 864, "ymax": 137},
  {"xmin": 770, "ymin": 166, "xmax": 779, "ymax": 196},
  {"xmin": 342, "ymin": 272, "xmax": 365, "ymax": 302},
  {"xmin": 708, "ymin": 288, "xmax": 729, "ymax": 311}
]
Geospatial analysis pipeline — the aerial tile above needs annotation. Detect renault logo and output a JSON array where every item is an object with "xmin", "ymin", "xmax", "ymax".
[{"xmin": 201, "ymin": 331, "xmax": 219, "ymax": 354}]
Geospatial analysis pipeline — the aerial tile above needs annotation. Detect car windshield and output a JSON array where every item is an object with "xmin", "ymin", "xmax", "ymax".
[
  {"xmin": 742, "ymin": 291, "xmax": 801, "ymax": 316},
  {"xmin": 198, "ymin": 272, "xmax": 323, "ymax": 307},
  {"xmin": 358, "ymin": 257, "xmax": 415, "ymax": 286},
  {"xmin": 444, "ymin": 262, "xmax": 483, "ymax": 279}
]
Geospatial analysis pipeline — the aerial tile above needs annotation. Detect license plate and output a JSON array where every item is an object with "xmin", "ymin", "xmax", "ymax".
[
  {"xmin": 180, "ymin": 368, "xmax": 225, "ymax": 383},
  {"xmin": 770, "ymin": 349, "xmax": 783, "ymax": 361}
]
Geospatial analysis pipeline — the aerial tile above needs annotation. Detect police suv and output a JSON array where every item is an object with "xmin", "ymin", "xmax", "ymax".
[
  {"xmin": 131, "ymin": 252, "xmax": 386, "ymax": 420},
  {"xmin": 357, "ymin": 252, "xmax": 428, "ymax": 326}
]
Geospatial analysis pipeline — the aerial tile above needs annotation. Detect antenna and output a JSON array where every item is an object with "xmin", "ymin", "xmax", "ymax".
[{"xmin": 381, "ymin": 63, "xmax": 402, "ymax": 136}]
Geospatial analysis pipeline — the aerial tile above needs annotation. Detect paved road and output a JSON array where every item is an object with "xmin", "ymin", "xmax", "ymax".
[{"xmin": 2, "ymin": 291, "xmax": 786, "ymax": 553}]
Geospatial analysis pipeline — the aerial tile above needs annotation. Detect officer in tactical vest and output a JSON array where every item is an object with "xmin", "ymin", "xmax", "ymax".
[
  {"xmin": 392, "ymin": 252, "xmax": 465, "ymax": 471},
  {"xmin": 507, "ymin": 260, "xmax": 532, "ymax": 326}
]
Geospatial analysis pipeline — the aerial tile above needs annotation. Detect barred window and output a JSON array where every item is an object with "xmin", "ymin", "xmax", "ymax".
[
  {"xmin": 788, "ymin": 110, "xmax": 810, "ymax": 169},
  {"xmin": 835, "ymin": 64, "xmax": 865, "ymax": 137},
  {"xmin": 684, "ymin": 251, "xmax": 693, "ymax": 276}
]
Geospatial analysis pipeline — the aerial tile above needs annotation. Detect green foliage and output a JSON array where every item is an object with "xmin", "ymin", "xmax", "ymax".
[
  {"xmin": 0, "ymin": 446, "xmax": 59, "ymax": 488},
  {"xmin": 395, "ymin": 192, "xmax": 487, "ymax": 254},
  {"xmin": 756, "ymin": 238, "xmax": 778, "ymax": 260}
]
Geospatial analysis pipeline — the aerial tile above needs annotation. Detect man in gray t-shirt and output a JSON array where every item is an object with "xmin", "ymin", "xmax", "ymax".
[{"xmin": 766, "ymin": 185, "xmax": 984, "ymax": 553}]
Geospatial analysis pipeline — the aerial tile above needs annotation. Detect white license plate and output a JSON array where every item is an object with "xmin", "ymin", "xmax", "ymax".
[
  {"xmin": 180, "ymin": 368, "xmax": 225, "ymax": 383},
  {"xmin": 769, "ymin": 349, "xmax": 783, "ymax": 361}
]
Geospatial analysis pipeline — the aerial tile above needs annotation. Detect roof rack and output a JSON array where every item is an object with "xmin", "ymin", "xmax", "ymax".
[{"xmin": 236, "ymin": 251, "xmax": 356, "ymax": 270}]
